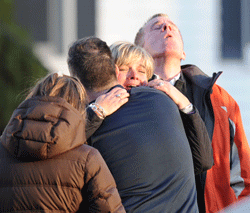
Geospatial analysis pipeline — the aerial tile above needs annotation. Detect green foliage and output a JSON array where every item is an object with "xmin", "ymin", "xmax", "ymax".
[
  {"xmin": 0, "ymin": 1, "xmax": 48, "ymax": 133},
  {"xmin": 0, "ymin": 0, "xmax": 14, "ymax": 25}
]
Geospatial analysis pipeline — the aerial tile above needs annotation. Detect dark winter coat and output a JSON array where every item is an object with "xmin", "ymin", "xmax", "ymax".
[
  {"xmin": 180, "ymin": 64, "xmax": 250, "ymax": 213},
  {"xmin": 88, "ymin": 87, "xmax": 199, "ymax": 213},
  {"xmin": 0, "ymin": 96, "xmax": 125, "ymax": 213}
]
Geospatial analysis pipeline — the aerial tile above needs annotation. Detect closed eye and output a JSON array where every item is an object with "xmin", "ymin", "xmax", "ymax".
[
  {"xmin": 138, "ymin": 70, "xmax": 146, "ymax": 74},
  {"xmin": 153, "ymin": 24, "xmax": 162, "ymax": 30},
  {"xmin": 119, "ymin": 66, "xmax": 129, "ymax": 72}
]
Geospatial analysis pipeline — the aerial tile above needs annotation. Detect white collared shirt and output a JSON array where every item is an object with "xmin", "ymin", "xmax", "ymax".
[{"xmin": 154, "ymin": 73, "xmax": 181, "ymax": 85}]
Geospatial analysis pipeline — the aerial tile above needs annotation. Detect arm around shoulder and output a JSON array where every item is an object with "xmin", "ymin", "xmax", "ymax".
[
  {"xmin": 86, "ymin": 106, "xmax": 104, "ymax": 141},
  {"xmin": 180, "ymin": 106, "xmax": 214, "ymax": 175},
  {"xmin": 85, "ymin": 87, "xmax": 129, "ymax": 141}
]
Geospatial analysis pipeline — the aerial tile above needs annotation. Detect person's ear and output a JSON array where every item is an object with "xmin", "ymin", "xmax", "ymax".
[
  {"xmin": 115, "ymin": 65, "xmax": 119, "ymax": 78},
  {"xmin": 181, "ymin": 51, "xmax": 186, "ymax": 61}
]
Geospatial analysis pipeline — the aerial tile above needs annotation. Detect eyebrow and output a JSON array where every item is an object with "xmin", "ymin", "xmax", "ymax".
[{"xmin": 120, "ymin": 64, "xmax": 146, "ymax": 69}]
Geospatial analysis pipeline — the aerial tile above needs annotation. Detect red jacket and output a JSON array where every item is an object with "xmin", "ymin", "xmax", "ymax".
[
  {"xmin": 205, "ymin": 84, "xmax": 250, "ymax": 212},
  {"xmin": 181, "ymin": 65, "xmax": 250, "ymax": 213}
]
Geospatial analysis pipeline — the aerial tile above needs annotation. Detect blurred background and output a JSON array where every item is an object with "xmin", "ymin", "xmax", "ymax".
[{"xmin": 0, "ymin": 0, "xmax": 249, "ymax": 143}]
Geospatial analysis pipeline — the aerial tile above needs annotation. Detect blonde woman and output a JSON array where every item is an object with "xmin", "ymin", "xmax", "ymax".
[
  {"xmin": 0, "ymin": 73, "xmax": 125, "ymax": 212},
  {"xmin": 89, "ymin": 41, "xmax": 213, "ymax": 176}
]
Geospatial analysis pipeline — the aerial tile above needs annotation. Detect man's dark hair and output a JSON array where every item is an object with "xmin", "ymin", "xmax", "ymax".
[{"xmin": 67, "ymin": 37, "xmax": 117, "ymax": 92}]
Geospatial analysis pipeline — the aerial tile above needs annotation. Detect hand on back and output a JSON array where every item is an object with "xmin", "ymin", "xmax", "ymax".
[
  {"xmin": 148, "ymin": 79, "xmax": 190, "ymax": 110},
  {"xmin": 95, "ymin": 87, "xmax": 130, "ymax": 117}
]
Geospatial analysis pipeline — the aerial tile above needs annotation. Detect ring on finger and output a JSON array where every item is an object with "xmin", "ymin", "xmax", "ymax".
[
  {"xmin": 158, "ymin": 82, "xmax": 164, "ymax": 86},
  {"xmin": 115, "ymin": 94, "xmax": 121, "ymax": 98}
]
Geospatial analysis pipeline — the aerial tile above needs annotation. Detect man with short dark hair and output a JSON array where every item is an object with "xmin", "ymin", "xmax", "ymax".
[
  {"xmin": 68, "ymin": 37, "xmax": 118, "ymax": 97},
  {"xmin": 68, "ymin": 36, "xmax": 199, "ymax": 212}
]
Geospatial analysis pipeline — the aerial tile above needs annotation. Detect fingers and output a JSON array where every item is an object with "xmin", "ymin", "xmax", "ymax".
[
  {"xmin": 94, "ymin": 87, "xmax": 130, "ymax": 117},
  {"xmin": 141, "ymin": 81, "xmax": 148, "ymax": 87},
  {"xmin": 104, "ymin": 87, "xmax": 129, "ymax": 102},
  {"xmin": 148, "ymin": 80, "xmax": 170, "ymax": 96},
  {"xmin": 108, "ymin": 88, "xmax": 129, "ymax": 106},
  {"xmin": 110, "ymin": 87, "xmax": 129, "ymax": 98},
  {"xmin": 149, "ymin": 80, "xmax": 190, "ymax": 109},
  {"xmin": 148, "ymin": 80, "xmax": 191, "ymax": 110},
  {"xmin": 148, "ymin": 79, "xmax": 165, "ymax": 87}
]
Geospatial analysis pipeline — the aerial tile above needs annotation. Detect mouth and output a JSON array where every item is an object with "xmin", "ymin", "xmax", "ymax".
[
  {"xmin": 164, "ymin": 33, "xmax": 172, "ymax": 39},
  {"xmin": 126, "ymin": 85, "xmax": 139, "ymax": 90}
]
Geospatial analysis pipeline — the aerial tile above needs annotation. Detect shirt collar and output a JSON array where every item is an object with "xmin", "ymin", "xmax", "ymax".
[{"xmin": 154, "ymin": 73, "xmax": 181, "ymax": 85}]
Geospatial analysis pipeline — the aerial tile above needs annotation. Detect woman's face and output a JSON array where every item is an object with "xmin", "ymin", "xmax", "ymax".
[{"xmin": 117, "ymin": 60, "xmax": 148, "ymax": 91}]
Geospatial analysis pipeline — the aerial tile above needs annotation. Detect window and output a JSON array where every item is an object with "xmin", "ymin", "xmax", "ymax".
[
  {"xmin": 221, "ymin": 0, "xmax": 250, "ymax": 59},
  {"xmin": 221, "ymin": 0, "xmax": 242, "ymax": 59}
]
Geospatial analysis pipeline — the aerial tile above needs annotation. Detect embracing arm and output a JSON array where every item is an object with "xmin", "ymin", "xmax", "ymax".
[
  {"xmin": 86, "ymin": 107, "xmax": 104, "ymax": 140},
  {"xmin": 148, "ymin": 79, "xmax": 213, "ymax": 174},
  {"xmin": 180, "ymin": 107, "xmax": 213, "ymax": 174},
  {"xmin": 86, "ymin": 87, "xmax": 129, "ymax": 141}
]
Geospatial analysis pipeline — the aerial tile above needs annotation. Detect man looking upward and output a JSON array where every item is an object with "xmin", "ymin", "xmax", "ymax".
[{"xmin": 135, "ymin": 13, "xmax": 250, "ymax": 213}]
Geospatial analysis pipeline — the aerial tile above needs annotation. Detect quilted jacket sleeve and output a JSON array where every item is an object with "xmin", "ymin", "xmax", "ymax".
[
  {"xmin": 86, "ymin": 107, "xmax": 104, "ymax": 141},
  {"xmin": 83, "ymin": 148, "xmax": 125, "ymax": 213},
  {"xmin": 180, "ymin": 106, "xmax": 213, "ymax": 175}
]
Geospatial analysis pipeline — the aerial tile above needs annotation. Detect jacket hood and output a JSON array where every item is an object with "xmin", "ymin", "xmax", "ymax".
[
  {"xmin": 181, "ymin": 64, "xmax": 222, "ymax": 91},
  {"xmin": 0, "ymin": 96, "xmax": 86, "ymax": 161}
]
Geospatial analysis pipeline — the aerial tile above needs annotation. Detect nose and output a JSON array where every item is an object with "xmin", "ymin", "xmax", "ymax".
[
  {"xmin": 128, "ymin": 69, "xmax": 139, "ymax": 80},
  {"xmin": 162, "ymin": 23, "xmax": 171, "ymax": 32}
]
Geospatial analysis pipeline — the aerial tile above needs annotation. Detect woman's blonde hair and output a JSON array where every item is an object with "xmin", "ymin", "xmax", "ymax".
[
  {"xmin": 26, "ymin": 73, "xmax": 88, "ymax": 115},
  {"xmin": 110, "ymin": 41, "xmax": 154, "ymax": 80}
]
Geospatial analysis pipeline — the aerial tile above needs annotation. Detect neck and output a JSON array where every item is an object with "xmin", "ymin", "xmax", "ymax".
[
  {"xmin": 87, "ymin": 81, "xmax": 119, "ymax": 103},
  {"xmin": 153, "ymin": 56, "xmax": 182, "ymax": 81}
]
